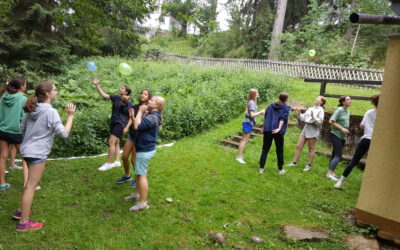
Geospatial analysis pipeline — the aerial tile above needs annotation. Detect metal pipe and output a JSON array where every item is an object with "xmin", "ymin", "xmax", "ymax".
[{"xmin": 350, "ymin": 13, "xmax": 400, "ymax": 25}]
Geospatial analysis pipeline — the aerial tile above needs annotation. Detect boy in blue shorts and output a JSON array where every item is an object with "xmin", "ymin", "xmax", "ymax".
[{"xmin": 124, "ymin": 96, "xmax": 165, "ymax": 211}]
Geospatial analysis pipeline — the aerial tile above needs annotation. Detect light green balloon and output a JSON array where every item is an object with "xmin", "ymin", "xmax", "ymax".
[
  {"xmin": 308, "ymin": 49, "xmax": 316, "ymax": 57},
  {"xmin": 118, "ymin": 63, "xmax": 133, "ymax": 76}
]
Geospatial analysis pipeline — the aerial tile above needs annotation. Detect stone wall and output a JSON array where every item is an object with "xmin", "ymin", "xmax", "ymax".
[{"xmin": 297, "ymin": 111, "xmax": 365, "ymax": 155}]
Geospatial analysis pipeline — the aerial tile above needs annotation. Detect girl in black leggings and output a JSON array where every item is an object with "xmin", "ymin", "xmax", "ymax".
[{"xmin": 334, "ymin": 94, "xmax": 379, "ymax": 188}]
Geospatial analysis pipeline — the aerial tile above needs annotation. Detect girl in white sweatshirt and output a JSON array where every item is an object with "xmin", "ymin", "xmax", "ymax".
[{"xmin": 288, "ymin": 96, "xmax": 326, "ymax": 171}]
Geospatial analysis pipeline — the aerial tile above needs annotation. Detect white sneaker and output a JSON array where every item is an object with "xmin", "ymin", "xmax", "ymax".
[
  {"xmin": 113, "ymin": 161, "xmax": 121, "ymax": 167},
  {"xmin": 326, "ymin": 174, "xmax": 338, "ymax": 181},
  {"xmin": 303, "ymin": 165, "xmax": 311, "ymax": 172},
  {"xmin": 279, "ymin": 169, "xmax": 286, "ymax": 175},
  {"xmin": 35, "ymin": 186, "xmax": 41, "ymax": 190},
  {"xmin": 129, "ymin": 202, "xmax": 149, "ymax": 212},
  {"xmin": 236, "ymin": 157, "xmax": 246, "ymax": 164},
  {"xmin": 259, "ymin": 168, "xmax": 264, "ymax": 174},
  {"xmin": 287, "ymin": 162, "xmax": 297, "ymax": 167},
  {"xmin": 10, "ymin": 165, "xmax": 23, "ymax": 170},
  {"xmin": 98, "ymin": 162, "xmax": 115, "ymax": 171},
  {"xmin": 124, "ymin": 193, "xmax": 140, "ymax": 201},
  {"xmin": 334, "ymin": 181, "xmax": 342, "ymax": 188},
  {"xmin": 5, "ymin": 170, "xmax": 9, "ymax": 174}
]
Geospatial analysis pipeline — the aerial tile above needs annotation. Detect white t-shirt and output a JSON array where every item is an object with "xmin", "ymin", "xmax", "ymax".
[{"xmin": 361, "ymin": 109, "xmax": 376, "ymax": 140}]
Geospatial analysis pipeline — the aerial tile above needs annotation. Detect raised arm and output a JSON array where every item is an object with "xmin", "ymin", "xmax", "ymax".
[
  {"xmin": 134, "ymin": 105, "xmax": 148, "ymax": 130},
  {"xmin": 92, "ymin": 77, "xmax": 110, "ymax": 99},
  {"xmin": 64, "ymin": 103, "xmax": 76, "ymax": 134}
]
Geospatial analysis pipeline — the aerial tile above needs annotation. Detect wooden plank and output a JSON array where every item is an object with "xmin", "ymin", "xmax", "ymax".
[
  {"xmin": 304, "ymin": 79, "xmax": 382, "ymax": 85},
  {"xmin": 322, "ymin": 94, "xmax": 371, "ymax": 100}
]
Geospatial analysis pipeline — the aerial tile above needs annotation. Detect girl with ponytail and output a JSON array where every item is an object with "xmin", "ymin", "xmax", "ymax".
[
  {"xmin": 0, "ymin": 77, "xmax": 27, "ymax": 191},
  {"xmin": 14, "ymin": 82, "xmax": 76, "ymax": 231}
]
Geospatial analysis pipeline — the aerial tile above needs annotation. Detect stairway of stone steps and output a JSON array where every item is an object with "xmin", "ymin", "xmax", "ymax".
[
  {"xmin": 221, "ymin": 100, "xmax": 306, "ymax": 149},
  {"xmin": 221, "ymin": 125, "xmax": 263, "ymax": 148}
]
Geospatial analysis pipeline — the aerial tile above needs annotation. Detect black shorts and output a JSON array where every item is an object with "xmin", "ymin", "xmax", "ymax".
[
  {"xmin": 110, "ymin": 123, "xmax": 124, "ymax": 138},
  {"xmin": 0, "ymin": 130, "xmax": 23, "ymax": 144}
]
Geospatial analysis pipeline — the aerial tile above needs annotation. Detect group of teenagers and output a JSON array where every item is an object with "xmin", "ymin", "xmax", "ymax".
[
  {"xmin": 236, "ymin": 89, "xmax": 379, "ymax": 189},
  {"xmin": 0, "ymin": 76, "xmax": 165, "ymax": 231}
]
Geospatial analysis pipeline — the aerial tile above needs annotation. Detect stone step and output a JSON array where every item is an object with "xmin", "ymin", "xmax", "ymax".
[
  {"xmin": 230, "ymin": 135, "xmax": 252, "ymax": 142},
  {"xmin": 221, "ymin": 139, "xmax": 240, "ymax": 148},
  {"xmin": 238, "ymin": 131, "xmax": 262, "ymax": 137}
]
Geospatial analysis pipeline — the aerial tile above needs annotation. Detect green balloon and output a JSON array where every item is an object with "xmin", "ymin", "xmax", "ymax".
[{"xmin": 118, "ymin": 63, "xmax": 133, "ymax": 76}]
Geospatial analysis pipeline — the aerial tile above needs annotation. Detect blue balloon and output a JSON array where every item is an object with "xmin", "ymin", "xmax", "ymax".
[{"xmin": 87, "ymin": 61, "xmax": 97, "ymax": 72}]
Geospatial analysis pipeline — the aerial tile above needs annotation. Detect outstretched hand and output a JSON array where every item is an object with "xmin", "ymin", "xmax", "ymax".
[
  {"xmin": 92, "ymin": 77, "xmax": 100, "ymax": 85},
  {"xmin": 65, "ymin": 103, "xmax": 76, "ymax": 116}
]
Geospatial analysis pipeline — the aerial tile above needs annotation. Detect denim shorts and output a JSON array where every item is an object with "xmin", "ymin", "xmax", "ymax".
[
  {"xmin": 24, "ymin": 157, "xmax": 46, "ymax": 164},
  {"xmin": 242, "ymin": 122, "xmax": 253, "ymax": 133},
  {"xmin": 134, "ymin": 150, "xmax": 156, "ymax": 176}
]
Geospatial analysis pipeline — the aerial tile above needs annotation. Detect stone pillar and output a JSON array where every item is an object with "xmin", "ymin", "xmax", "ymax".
[{"xmin": 356, "ymin": 34, "xmax": 400, "ymax": 241}]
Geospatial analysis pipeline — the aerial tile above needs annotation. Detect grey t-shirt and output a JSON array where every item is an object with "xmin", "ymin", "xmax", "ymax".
[{"xmin": 243, "ymin": 100, "xmax": 258, "ymax": 126}]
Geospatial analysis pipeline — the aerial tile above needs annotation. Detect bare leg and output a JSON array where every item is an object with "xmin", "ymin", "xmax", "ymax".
[
  {"xmin": 0, "ymin": 140, "xmax": 10, "ymax": 186},
  {"xmin": 107, "ymin": 135, "xmax": 119, "ymax": 163},
  {"xmin": 9, "ymin": 145, "xmax": 16, "ymax": 167},
  {"xmin": 122, "ymin": 140, "xmax": 134, "ymax": 176},
  {"xmin": 130, "ymin": 146, "xmax": 137, "ymax": 172},
  {"xmin": 13, "ymin": 144, "xmax": 28, "ymax": 186},
  {"xmin": 135, "ymin": 175, "xmax": 148, "ymax": 203},
  {"xmin": 237, "ymin": 132, "xmax": 251, "ymax": 159},
  {"xmin": 115, "ymin": 138, "xmax": 120, "ymax": 162},
  {"xmin": 20, "ymin": 162, "xmax": 45, "ymax": 222},
  {"xmin": 307, "ymin": 138, "xmax": 317, "ymax": 165},
  {"xmin": 292, "ymin": 135, "xmax": 306, "ymax": 163}
]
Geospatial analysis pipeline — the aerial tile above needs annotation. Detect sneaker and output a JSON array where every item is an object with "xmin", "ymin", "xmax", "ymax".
[
  {"xmin": 10, "ymin": 165, "xmax": 23, "ymax": 170},
  {"xmin": 129, "ymin": 202, "xmax": 149, "ymax": 212},
  {"xmin": 35, "ymin": 186, "xmax": 41, "ymax": 191},
  {"xmin": 12, "ymin": 210, "xmax": 32, "ymax": 220},
  {"xmin": 98, "ymin": 162, "xmax": 114, "ymax": 171},
  {"xmin": 124, "ymin": 193, "xmax": 140, "ymax": 201},
  {"xmin": 236, "ymin": 157, "xmax": 246, "ymax": 164},
  {"xmin": 279, "ymin": 169, "xmax": 286, "ymax": 175},
  {"xmin": 287, "ymin": 162, "xmax": 297, "ymax": 167},
  {"xmin": 16, "ymin": 219, "xmax": 44, "ymax": 231},
  {"xmin": 0, "ymin": 183, "xmax": 10, "ymax": 191},
  {"xmin": 117, "ymin": 175, "xmax": 132, "ymax": 184},
  {"xmin": 326, "ymin": 174, "xmax": 339, "ymax": 181},
  {"xmin": 334, "ymin": 181, "xmax": 342, "ymax": 188},
  {"xmin": 113, "ymin": 161, "xmax": 121, "ymax": 167},
  {"xmin": 259, "ymin": 168, "xmax": 264, "ymax": 174},
  {"xmin": 130, "ymin": 180, "xmax": 137, "ymax": 188},
  {"xmin": 5, "ymin": 170, "xmax": 9, "ymax": 174},
  {"xmin": 303, "ymin": 165, "xmax": 311, "ymax": 172}
]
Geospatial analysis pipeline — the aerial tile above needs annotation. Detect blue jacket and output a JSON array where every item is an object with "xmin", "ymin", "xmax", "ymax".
[
  {"xmin": 263, "ymin": 102, "xmax": 291, "ymax": 135},
  {"xmin": 135, "ymin": 111, "xmax": 162, "ymax": 152}
]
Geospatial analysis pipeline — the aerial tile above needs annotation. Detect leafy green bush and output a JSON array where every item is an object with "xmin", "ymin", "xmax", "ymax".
[{"xmin": 48, "ymin": 57, "xmax": 287, "ymax": 156}]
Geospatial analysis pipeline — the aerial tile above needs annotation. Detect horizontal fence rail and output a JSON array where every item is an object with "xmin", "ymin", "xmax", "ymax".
[{"xmin": 160, "ymin": 53, "xmax": 384, "ymax": 82}]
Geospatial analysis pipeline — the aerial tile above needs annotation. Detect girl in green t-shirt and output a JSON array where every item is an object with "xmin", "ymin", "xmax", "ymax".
[{"xmin": 326, "ymin": 96, "xmax": 351, "ymax": 181}]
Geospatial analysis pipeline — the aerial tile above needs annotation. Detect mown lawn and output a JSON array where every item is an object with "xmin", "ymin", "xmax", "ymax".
[{"xmin": 0, "ymin": 78, "xmax": 378, "ymax": 249}]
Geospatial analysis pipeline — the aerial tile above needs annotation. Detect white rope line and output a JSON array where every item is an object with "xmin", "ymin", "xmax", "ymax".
[{"xmin": 14, "ymin": 142, "xmax": 175, "ymax": 162}]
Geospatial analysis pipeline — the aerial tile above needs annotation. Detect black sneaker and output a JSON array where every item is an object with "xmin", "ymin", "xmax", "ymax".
[{"xmin": 116, "ymin": 175, "xmax": 132, "ymax": 184}]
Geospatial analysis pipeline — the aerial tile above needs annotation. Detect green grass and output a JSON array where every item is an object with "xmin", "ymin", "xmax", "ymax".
[
  {"xmin": 145, "ymin": 35, "xmax": 197, "ymax": 56},
  {"xmin": 0, "ymin": 112, "xmax": 367, "ymax": 249}
]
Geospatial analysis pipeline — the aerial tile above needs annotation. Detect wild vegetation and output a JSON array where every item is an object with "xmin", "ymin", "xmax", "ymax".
[{"xmin": 48, "ymin": 57, "xmax": 287, "ymax": 157}]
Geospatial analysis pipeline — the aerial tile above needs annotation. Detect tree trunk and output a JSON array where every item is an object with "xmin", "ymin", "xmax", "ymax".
[{"xmin": 268, "ymin": 0, "xmax": 288, "ymax": 60}]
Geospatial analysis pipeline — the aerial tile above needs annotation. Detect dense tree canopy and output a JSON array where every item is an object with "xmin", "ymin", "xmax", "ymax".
[{"xmin": 0, "ymin": 0, "xmax": 156, "ymax": 82}]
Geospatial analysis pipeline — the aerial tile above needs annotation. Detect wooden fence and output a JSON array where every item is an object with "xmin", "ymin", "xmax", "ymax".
[{"xmin": 160, "ymin": 53, "xmax": 384, "ymax": 82}]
